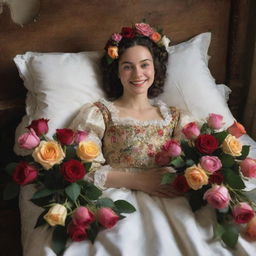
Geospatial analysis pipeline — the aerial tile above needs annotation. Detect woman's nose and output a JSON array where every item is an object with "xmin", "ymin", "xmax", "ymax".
[{"xmin": 133, "ymin": 66, "xmax": 143, "ymax": 78}]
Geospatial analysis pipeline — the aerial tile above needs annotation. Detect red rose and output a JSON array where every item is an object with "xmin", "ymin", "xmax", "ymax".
[
  {"xmin": 12, "ymin": 162, "xmax": 38, "ymax": 185},
  {"xmin": 27, "ymin": 118, "xmax": 49, "ymax": 136},
  {"xmin": 68, "ymin": 222, "xmax": 87, "ymax": 241},
  {"xmin": 60, "ymin": 160, "xmax": 86, "ymax": 183},
  {"xmin": 172, "ymin": 175, "xmax": 190, "ymax": 193},
  {"xmin": 208, "ymin": 171, "xmax": 224, "ymax": 185},
  {"xmin": 195, "ymin": 134, "xmax": 219, "ymax": 154},
  {"xmin": 155, "ymin": 151, "xmax": 170, "ymax": 166},
  {"xmin": 56, "ymin": 128, "xmax": 75, "ymax": 145},
  {"xmin": 121, "ymin": 27, "xmax": 135, "ymax": 38},
  {"xmin": 97, "ymin": 208, "xmax": 119, "ymax": 229}
]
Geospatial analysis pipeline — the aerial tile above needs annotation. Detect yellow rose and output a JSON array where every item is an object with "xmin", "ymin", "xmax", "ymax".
[
  {"xmin": 184, "ymin": 165, "xmax": 208, "ymax": 190},
  {"xmin": 44, "ymin": 204, "xmax": 67, "ymax": 226},
  {"xmin": 107, "ymin": 46, "xmax": 118, "ymax": 59},
  {"xmin": 222, "ymin": 134, "xmax": 242, "ymax": 156},
  {"xmin": 32, "ymin": 140, "xmax": 65, "ymax": 170},
  {"xmin": 77, "ymin": 141, "xmax": 100, "ymax": 162}
]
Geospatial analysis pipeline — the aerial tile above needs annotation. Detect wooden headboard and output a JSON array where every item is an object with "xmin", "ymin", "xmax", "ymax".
[{"xmin": 0, "ymin": 0, "xmax": 253, "ymax": 160}]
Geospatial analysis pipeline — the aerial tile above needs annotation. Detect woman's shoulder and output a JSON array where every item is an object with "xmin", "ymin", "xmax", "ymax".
[{"xmin": 154, "ymin": 99, "xmax": 180, "ymax": 120}]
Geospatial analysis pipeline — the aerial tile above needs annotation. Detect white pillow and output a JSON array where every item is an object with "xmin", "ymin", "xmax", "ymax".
[
  {"xmin": 160, "ymin": 32, "xmax": 234, "ymax": 127},
  {"xmin": 13, "ymin": 32, "xmax": 235, "ymax": 155}
]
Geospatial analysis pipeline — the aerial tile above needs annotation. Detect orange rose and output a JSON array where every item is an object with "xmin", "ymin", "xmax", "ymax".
[
  {"xmin": 107, "ymin": 46, "xmax": 118, "ymax": 59},
  {"xmin": 32, "ymin": 140, "xmax": 65, "ymax": 170},
  {"xmin": 184, "ymin": 165, "xmax": 208, "ymax": 190},
  {"xmin": 150, "ymin": 32, "xmax": 161, "ymax": 43},
  {"xmin": 245, "ymin": 216, "xmax": 256, "ymax": 240},
  {"xmin": 228, "ymin": 121, "xmax": 246, "ymax": 138},
  {"xmin": 222, "ymin": 134, "xmax": 242, "ymax": 156},
  {"xmin": 77, "ymin": 141, "xmax": 100, "ymax": 162}
]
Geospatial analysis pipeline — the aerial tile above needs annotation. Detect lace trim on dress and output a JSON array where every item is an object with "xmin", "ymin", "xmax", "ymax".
[
  {"xmin": 93, "ymin": 165, "xmax": 111, "ymax": 190},
  {"xmin": 99, "ymin": 98, "xmax": 172, "ymax": 127}
]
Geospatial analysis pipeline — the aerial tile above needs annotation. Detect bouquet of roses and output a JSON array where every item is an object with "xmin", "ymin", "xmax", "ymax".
[
  {"xmin": 3, "ymin": 118, "xmax": 135, "ymax": 255},
  {"xmin": 156, "ymin": 113, "xmax": 256, "ymax": 248}
]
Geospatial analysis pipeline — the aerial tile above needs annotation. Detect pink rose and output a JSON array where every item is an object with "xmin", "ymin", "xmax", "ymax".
[
  {"xmin": 67, "ymin": 222, "xmax": 87, "ymax": 241},
  {"xmin": 162, "ymin": 139, "xmax": 182, "ymax": 157},
  {"xmin": 200, "ymin": 156, "xmax": 222, "ymax": 173},
  {"xmin": 203, "ymin": 185, "xmax": 230, "ymax": 209},
  {"xmin": 97, "ymin": 208, "xmax": 119, "ymax": 229},
  {"xmin": 240, "ymin": 158, "xmax": 256, "ymax": 178},
  {"xmin": 207, "ymin": 113, "xmax": 223, "ymax": 130},
  {"xmin": 111, "ymin": 33, "xmax": 122, "ymax": 42},
  {"xmin": 182, "ymin": 122, "xmax": 200, "ymax": 140},
  {"xmin": 245, "ymin": 216, "xmax": 256, "ymax": 240},
  {"xmin": 233, "ymin": 202, "xmax": 255, "ymax": 224},
  {"xmin": 74, "ymin": 130, "xmax": 88, "ymax": 144},
  {"xmin": 228, "ymin": 121, "xmax": 246, "ymax": 138},
  {"xmin": 135, "ymin": 23, "xmax": 154, "ymax": 36},
  {"xmin": 18, "ymin": 129, "xmax": 40, "ymax": 149},
  {"xmin": 27, "ymin": 118, "xmax": 49, "ymax": 136},
  {"xmin": 72, "ymin": 207, "xmax": 95, "ymax": 226},
  {"xmin": 12, "ymin": 162, "xmax": 38, "ymax": 185},
  {"xmin": 155, "ymin": 151, "xmax": 170, "ymax": 166}
]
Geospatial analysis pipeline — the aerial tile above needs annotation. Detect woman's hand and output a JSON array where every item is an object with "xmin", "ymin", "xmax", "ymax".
[{"xmin": 133, "ymin": 167, "xmax": 180, "ymax": 198}]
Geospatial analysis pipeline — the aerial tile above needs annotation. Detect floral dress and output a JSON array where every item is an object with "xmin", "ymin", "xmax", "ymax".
[{"xmin": 19, "ymin": 99, "xmax": 256, "ymax": 256}]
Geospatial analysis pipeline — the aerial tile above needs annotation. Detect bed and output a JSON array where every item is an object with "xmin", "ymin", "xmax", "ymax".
[{"xmin": 0, "ymin": 0, "xmax": 255, "ymax": 255}]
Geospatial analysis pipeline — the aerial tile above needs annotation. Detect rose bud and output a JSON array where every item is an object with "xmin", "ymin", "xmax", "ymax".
[
  {"xmin": 155, "ymin": 151, "xmax": 170, "ymax": 166},
  {"xmin": 72, "ymin": 207, "xmax": 95, "ymax": 226},
  {"xmin": 200, "ymin": 156, "xmax": 222, "ymax": 173},
  {"xmin": 27, "ymin": 118, "xmax": 49, "ymax": 137},
  {"xmin": 222, "ymin": 134, "xmax": 242, "ymax": 157},
  {"xmin": 44, "ymin": 204, "xmax": 67, "ymax": 226},
  {"xmin": 97, "ymin": 208, "xmax": 119, "ymax": 229},
  {"xmin": 56, "ymin": 128, "xmax": 75, "ymax": 145},
  {"xmin": 208, "ymin": 171, "xmax": 224, "ymax": 185},
  {"xmin": 68, "ymin": 221, "xmax": 87, "ymax": 241},
  {"xmin": 172, "ymin": 175, "xmax": 190, "ymax": 193},
  {"xmin": 74, "ymin": 130, "xmax": 88, "ymax": 144},
  {"xmin": 18, "ymin": 129, "xmax": 40, "ymax": 150},
  {"xmin": 232, "ymin": 202, "xmax": 255, "ymax": 224},
  {"xmin": 240, "ymin": 158, "xmax": 256, "ymax": 178},
  {"xmin": 195, "ymin": 134, "xmax": 219, "ymax": 154},
  {"xmin": 228, "ymin": 121, "xmax": 246, "ymax": 138},
  {"xmin": 207, "ymin": 113, "xmax": 223, "ymax": 130},
  {"xmin": 182, "ymin": 122, "xmax": 200, "ymax": 140},
  {"xmin": 203, "ymin": 185, "xmax": 230, "ymax": 209},
  {"xmin": 184, "ymin": 165, "xmax": 208, "ymax": 190},
  {"xmin": 77, "ymin": 141, "xmax": 100, "ymax": 162},
  {"xmin": 162, "ymin": 139, "xmax": 182, "ymax": 157},
  {"xmin": 12, "ymin": 162, "xmax": 38, "ymax": 185},
  {"xmin": 60, "ymin": 159, "xmax": 86, "ymax": 183},
  {"xmin": 245, "ymin": 216, "xmax": 256, "ymax": 240}
]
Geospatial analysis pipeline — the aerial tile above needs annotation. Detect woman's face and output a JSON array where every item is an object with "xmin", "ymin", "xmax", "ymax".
[{"xmin": 118, "ymin": 45, "xmax": 155, "ymax": 97}]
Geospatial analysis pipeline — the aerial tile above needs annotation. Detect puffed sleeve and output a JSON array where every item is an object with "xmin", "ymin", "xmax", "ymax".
[{"xmin": 69, "ymin": 103, "xmax": 111, "ymax": 189}]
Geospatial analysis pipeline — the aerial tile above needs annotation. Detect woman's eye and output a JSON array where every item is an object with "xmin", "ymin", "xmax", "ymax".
[
  {"xmin": 141, "ymin": 63, "xmax": 149, "ymax": 68},
  {"xmin": 123, "ymin": 65, "xmax": 132, "ymax": 70}
]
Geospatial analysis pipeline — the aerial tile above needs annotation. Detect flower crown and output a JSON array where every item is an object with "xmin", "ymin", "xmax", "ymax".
[{"xmin": 104, "ymin": 23, "xmax": 171, "ymax": 64}]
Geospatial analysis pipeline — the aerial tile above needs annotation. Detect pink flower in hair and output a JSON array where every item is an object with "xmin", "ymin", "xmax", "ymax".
[
  {"xmin": 135, "ymin": 23, "xmax": 154, "ymax": 36},
  {"xmin": 111, "ymin": 33, "xmax": 122, "ymax": 42}
]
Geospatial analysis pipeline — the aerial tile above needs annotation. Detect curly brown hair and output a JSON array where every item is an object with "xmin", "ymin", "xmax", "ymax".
[{"xmin": 101, "ymin": 36, "xmax": 169, "ymax": 100}]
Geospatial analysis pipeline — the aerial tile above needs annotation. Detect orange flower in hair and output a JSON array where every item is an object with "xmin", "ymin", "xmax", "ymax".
[
  {"xmin": 107, "ymin": 46, "xmax": 118, "ymax": 59},
  {"xmin": 150, "ymin": 32, "xmax": 161, "ymax": 43}
]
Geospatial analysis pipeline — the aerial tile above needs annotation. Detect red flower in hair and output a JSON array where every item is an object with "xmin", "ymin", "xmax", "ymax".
[{"xmin": 121, "ymin": 27, "xmax": 135, "ymax": 38}]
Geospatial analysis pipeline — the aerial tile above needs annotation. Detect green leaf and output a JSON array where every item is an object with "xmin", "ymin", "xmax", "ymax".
[
  {"xmin": 185, "ymin": 159, "xmax": 195, "ymax": 167},
  {"xmin": 65, "ymin": 183, "xmax": 81, "ymax": 202},
  {"xmin": 32, "ymin": 188, "xmax": 55, "ymax": 199},
  {"xmin": 188, "ymin": 186, "xmax": 209, "ymax": 212},
  {"xmin": 214, "ymin": 223, "xmax": 225, "ymax": 239},
  {"xmin": 51, "ymin": 226, "xmax": 68, "ymax": 255},
  {"xmin": 96, "ymin": 198, "xmax": 115, "ymax": 208},
  {"xmin": 85, "ymin": 162, "xmax": 92, "ymax": 172},
  {"xmin": 200, "ymin": 123, "xmax": 211, "ymax": 134},
  {"xmin": 114, "ymin": 200, "xmax": 136, "ymax": 213},
  {"xmin": 161, "ymin": 173, "xmax": 176, "ymax": 185},
  {"xmin": 3, "ymin": 182, "xmax": 20, "ymax": 200},
  {"xmin": 170, "ymin": 156, "xmax": 185, "ymax": 168},
  {"xmin": 65, "ymin": 145, "xmax": 77, "ymax": 161},
  {"xmin": 87, "ymin": 222, "xmax": 100, "ymax": 243},
  {"xmin": 34, "ymin": 209, "xmax": 47, "ymax": 228},
  {"xmin": 83, "ymin": 183, "xmax": 102, "ymax": 200},
  {"xmin": 181, "ymin": 140, "xmax": 199, "ymax": 162},
  {"xmin": 221, "ymin": 224, "xmax": 239, "ymax": 248},
  {"xmin": 5, "ymin": 162, "xmax": 18, "ymax": 175},
  {"xmin": 213, "ymin": 131, "xmax": 229, "ymax": 144},
  {"xmin": 220, "ymin": 154, "xmax": 235, "ymax": 168},
  {"xmin": 222, "ymin": 169, "xmax": 245, "ymax": 189},
  {"xmin": 237, "ymin": 145, "xmax": 250, "ymax": 160}
]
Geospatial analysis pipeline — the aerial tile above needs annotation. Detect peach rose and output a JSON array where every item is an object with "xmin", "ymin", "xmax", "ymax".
[
  {"xmin": 77, "ymin": 141, "xmax": 100, "ymax": 162},
  {"xmin": 44, "ymin": 204, "xmax": 67, "ymax": 226},
  {"xmin": 107, "ymin": 46, "xmax": 118, "ymax": 59},
  {"xmin": 228, "ymin": 121, "xmax": 246, "ymax": 138},
  {"xmin": 32, "ymin": 140, "xmax": 65, "ymax": 170},
  {"xmin": 222, "ymin": 134, "xmax": 242, "ymax": 156},
  {"xmin": 150, "ymin": 32, "xmax": 161, "ymax": 43},
  {"xmin": 245, "ymin": 216, "xmax": 256, "ymax": 240},
  {"xmin": 184, "ymin": 165, "xmax": 208, "ymax": 190},
  {"xmin": 240, "ymin": 158, "xmax": 256, "ymax": 178}
]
